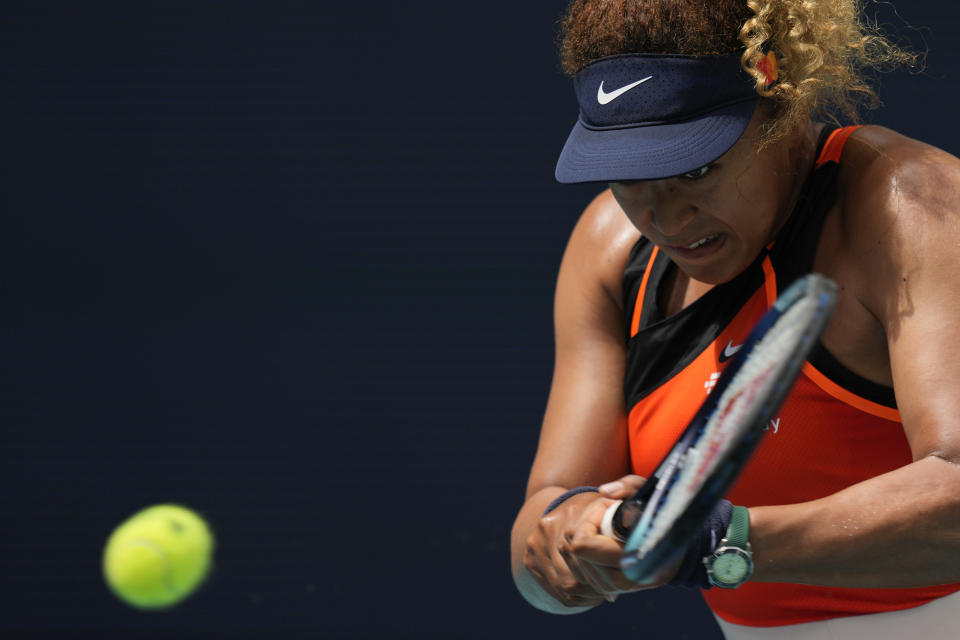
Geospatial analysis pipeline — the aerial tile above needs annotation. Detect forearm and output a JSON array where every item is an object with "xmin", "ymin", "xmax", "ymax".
[{"xmin": 750, "ymin": 455, "xmax": 960, "ymax": 587}]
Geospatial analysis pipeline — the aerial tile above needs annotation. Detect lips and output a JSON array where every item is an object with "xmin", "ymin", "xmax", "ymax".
[
  {"xmin": 683, "ymin": 234, "xmax": 718, "ymax": 249},
  {"xmin": 668, "ymin": 233, "xmax": 725, "ymax": 260}
]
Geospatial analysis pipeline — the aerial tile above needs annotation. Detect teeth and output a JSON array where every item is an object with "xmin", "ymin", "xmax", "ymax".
[{"xmin": 685, "ymin": 235, "xmax": 716, "ymax": 249}]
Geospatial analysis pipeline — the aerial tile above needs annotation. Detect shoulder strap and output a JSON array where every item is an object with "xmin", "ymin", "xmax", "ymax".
[
  {"xmin": 630, "ymin": 246, "xmax": 659, "ymax": 337},
  {"xmin": 815, "ymin": 125, "xmax": 862, "ymax": 168}
]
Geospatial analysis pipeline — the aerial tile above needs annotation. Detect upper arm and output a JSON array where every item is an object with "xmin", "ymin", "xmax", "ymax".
[
  {"xmin": 849, "ymin": 132, "xmax": 960, "ymax": 463},
  {"xmin": 525, "ymin": 190, "xmax": 641, "ymax": 498}
]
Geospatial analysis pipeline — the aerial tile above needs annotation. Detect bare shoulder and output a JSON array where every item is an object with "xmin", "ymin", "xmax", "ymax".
[
  {"xmin": 835, "ymin": 126, "xmax": 960, "ymax": 312},
  {"xmin": 841, "ymin": 125, "xmax": 960, "ymax": 239},
  {"xmin": 563, "ymin": 189, "xmax": 641, "ymax": 312},
  {"xmin": 835, "ymin": 126, "xmax": 960, "ymax": 457}
]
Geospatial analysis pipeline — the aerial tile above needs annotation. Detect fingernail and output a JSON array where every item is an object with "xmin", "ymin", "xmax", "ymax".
[{"xmin": 599, "ymin": 481, "xmax": 623, "ymax": 495}]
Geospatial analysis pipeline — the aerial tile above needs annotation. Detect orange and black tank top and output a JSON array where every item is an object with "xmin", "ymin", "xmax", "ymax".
[{"xmin": 621, "ymin": 125, "xmax": 960, "ymax": 627}]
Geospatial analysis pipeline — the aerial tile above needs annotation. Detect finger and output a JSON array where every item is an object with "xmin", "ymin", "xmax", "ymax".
[
  {"xmin": 583, "ymin": 499, "xmax": 627, "ymax": 544},
  {"xmin": 579, "ymin": 561, "xmax": 622, "ymax": 597},
  {"xmin": 526, "ymin": 518, "xmax": 614, "ymax": 608},
  {"xmin": 574, "ymin": 552, "xmax": 661, "ymax": 595},
  {"xmin": 555, "ymin": 531, "xmax": 607, "ymax": 591},
  {"xmin": 558, "ymin": 545, "xmax": 608, "ymax": 598},
  {"xmin": 558, "ymin": 530, "xmax": 628, "ymax": 600},
  {"xmin": 569, "ymin": 525, "xmax": 627, "ymax": 568},
  {"xmin": 570, "ymin": 543, "xmax": 657, "ymax": 596},
  {"xmin": 588, "ymin": 562, "xmax": 656, "ymax": 595},
  {"xmin": 549, "ymin": 501, "xmax": 621, "ymax": 595},
  {"xmin": 551, "ymin": 536, "xmax": 613, "ymax": 601},
  {"xmin": 570, "ymin": 508, "xmax": 660, "ymax": 593},
  {"xmin": 524, "ymin": 546, "xmax": 566, "ymax": 601},
  {"xmin": 598, "ymin": 474, "xmax": 647, "ymax": 499}
]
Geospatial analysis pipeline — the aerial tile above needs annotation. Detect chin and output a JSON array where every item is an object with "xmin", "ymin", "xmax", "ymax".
[
  {"xmin": 690, "ymin": 271, "xmax": 732, "ymax": 286},
  {"xmin": 682, "ymin": 261, "xmax": 741, "ymax": 286}
]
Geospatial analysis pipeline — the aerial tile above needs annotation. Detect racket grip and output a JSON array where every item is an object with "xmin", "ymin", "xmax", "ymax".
[
  {"xmin": 601, "ymin": 499, "xmax": 645, "ymax": 542},
  {"xmin": 600, "ymin": 500, "xmax": 625, "ymax": 541}
]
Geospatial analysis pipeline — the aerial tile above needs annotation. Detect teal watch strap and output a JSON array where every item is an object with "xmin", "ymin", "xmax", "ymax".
[
  {"xmin": 726, "ymin": 506, "xmax": 750, "ymax": 548},
  {"xmin": 704, "ymin": 505, "xmax": 753, "ymax": 589}
]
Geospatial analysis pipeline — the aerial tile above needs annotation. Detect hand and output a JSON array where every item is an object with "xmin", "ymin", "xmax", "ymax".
[
  {"xmin": 597, "ymin": 475, "xmax": 686, "ymax": 587},
  {"xmin": 522, "ymin": 475, "xmax": 658, "ymax": 610}
]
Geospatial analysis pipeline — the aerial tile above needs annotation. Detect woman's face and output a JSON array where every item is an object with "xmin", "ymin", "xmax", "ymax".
[{"xmin": 609, "ymin": 109, "xmax": 811, "ymax": 285}]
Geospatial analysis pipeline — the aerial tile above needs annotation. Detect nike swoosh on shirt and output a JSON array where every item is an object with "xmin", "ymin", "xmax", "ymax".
[
  {"xmin": 596, "ymin": 76, "xmax": 653, "ymax": 105},
  {"xmin": 718, "ymin": 340, "xmax": 744, "ymax": 363}
]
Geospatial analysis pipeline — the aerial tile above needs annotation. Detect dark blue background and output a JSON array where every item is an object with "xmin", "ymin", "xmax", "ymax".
[{"xmin": 2, "ymin": 2, "xmax": 957, "ymax": 638}]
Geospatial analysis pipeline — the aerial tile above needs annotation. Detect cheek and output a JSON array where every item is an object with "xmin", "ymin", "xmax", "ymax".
[
  {"xmin": 609, "ymin": 188, "xmax": 650, "ymax": 230},
  {"xmin": 624, "ymin": 210, "xmax": 649, "ymax": 232},
  {"xmin": 714, "ymin": 173, "xmax": 782, "ymax": 236}
]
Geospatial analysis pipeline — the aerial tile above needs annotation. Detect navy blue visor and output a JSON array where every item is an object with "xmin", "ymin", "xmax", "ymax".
[{"xmin": 555, "ymin": 54, "xmax": 760, "ymax": 183}]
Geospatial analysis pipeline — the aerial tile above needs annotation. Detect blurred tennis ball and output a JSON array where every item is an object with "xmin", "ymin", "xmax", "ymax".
[{"xmin": 102, "ymin": 504, "xmax": 214, "ymax": 610}]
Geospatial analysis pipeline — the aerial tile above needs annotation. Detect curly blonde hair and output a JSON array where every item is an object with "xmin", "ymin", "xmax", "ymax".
[{"xmin": 559, "ymin": 0, "xmax": 917, "ymax": 144}]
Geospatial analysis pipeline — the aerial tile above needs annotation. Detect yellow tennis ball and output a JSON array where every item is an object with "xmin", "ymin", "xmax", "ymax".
[{"xmin": 102, "ymin": 504, "xmax": 214, "ymax": 610}]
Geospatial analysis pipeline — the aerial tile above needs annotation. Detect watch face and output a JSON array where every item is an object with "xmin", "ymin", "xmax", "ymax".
[{"xmin": 713, "ymin": 551, "xmax": 749, "ymax": 583}]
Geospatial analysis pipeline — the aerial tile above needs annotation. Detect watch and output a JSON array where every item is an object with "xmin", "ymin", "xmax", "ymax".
[{"xmin": 703, "ymin": 505, "xmax": 754, "ymax": 589}]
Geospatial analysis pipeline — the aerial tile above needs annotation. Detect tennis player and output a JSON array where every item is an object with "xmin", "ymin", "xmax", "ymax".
[{"xmin": 510, "ymin": 1, "xmax": 960, "ymax": 637}]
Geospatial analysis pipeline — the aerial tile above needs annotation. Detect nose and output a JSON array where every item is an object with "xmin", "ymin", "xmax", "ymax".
[{"xmin": 614, "ymin": 180, "xmax": 698, "ymax": 238}]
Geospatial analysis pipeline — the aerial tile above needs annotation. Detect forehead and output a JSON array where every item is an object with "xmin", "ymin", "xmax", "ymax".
[{"xmin": 715, "ymin": 105, "xmax": 776, "ymax": 161}]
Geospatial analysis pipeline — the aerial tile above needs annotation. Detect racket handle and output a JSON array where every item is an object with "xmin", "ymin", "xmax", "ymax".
[
  {"xmin": 601, "ymin": 499, "xmax": 646, "ymax": 542},
  {"xmin": 600, "ymin": 501, "xmax": 625, "ymax": 541}
]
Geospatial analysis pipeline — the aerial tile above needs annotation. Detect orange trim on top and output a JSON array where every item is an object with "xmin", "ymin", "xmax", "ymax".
[
  {"xmin": 802, "ymin": 362, "xmax": 901, "ymax": 422},
  {"xmin": 761, "ymin": 255, "xmax": 777, "ymax": 309},
  {"xmin": 630, "ymin": 246, "xmax": 659, "ymax": 337},
  {"xmin": 815, "ymin": 125, "xmax": 863, "ymax": 169}
]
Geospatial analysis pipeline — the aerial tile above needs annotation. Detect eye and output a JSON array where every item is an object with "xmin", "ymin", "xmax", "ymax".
[{"xmin": 681, "ymin": 165, "xmax": 713, "ymax": 180}]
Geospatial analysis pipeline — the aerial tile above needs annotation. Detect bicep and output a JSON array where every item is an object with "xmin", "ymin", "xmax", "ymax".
[
  {"xmin": 865, "ymin": 157, "xmax": 960, "ymax": 462},
  {"xmin": 885, "ymin": 267, "xmax": 960, "ymax": 462}
]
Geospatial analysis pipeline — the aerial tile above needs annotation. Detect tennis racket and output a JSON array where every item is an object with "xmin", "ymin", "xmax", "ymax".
[{"xmin": 600, "ymin": 273, "xmax": 838, "ymax": 583}]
